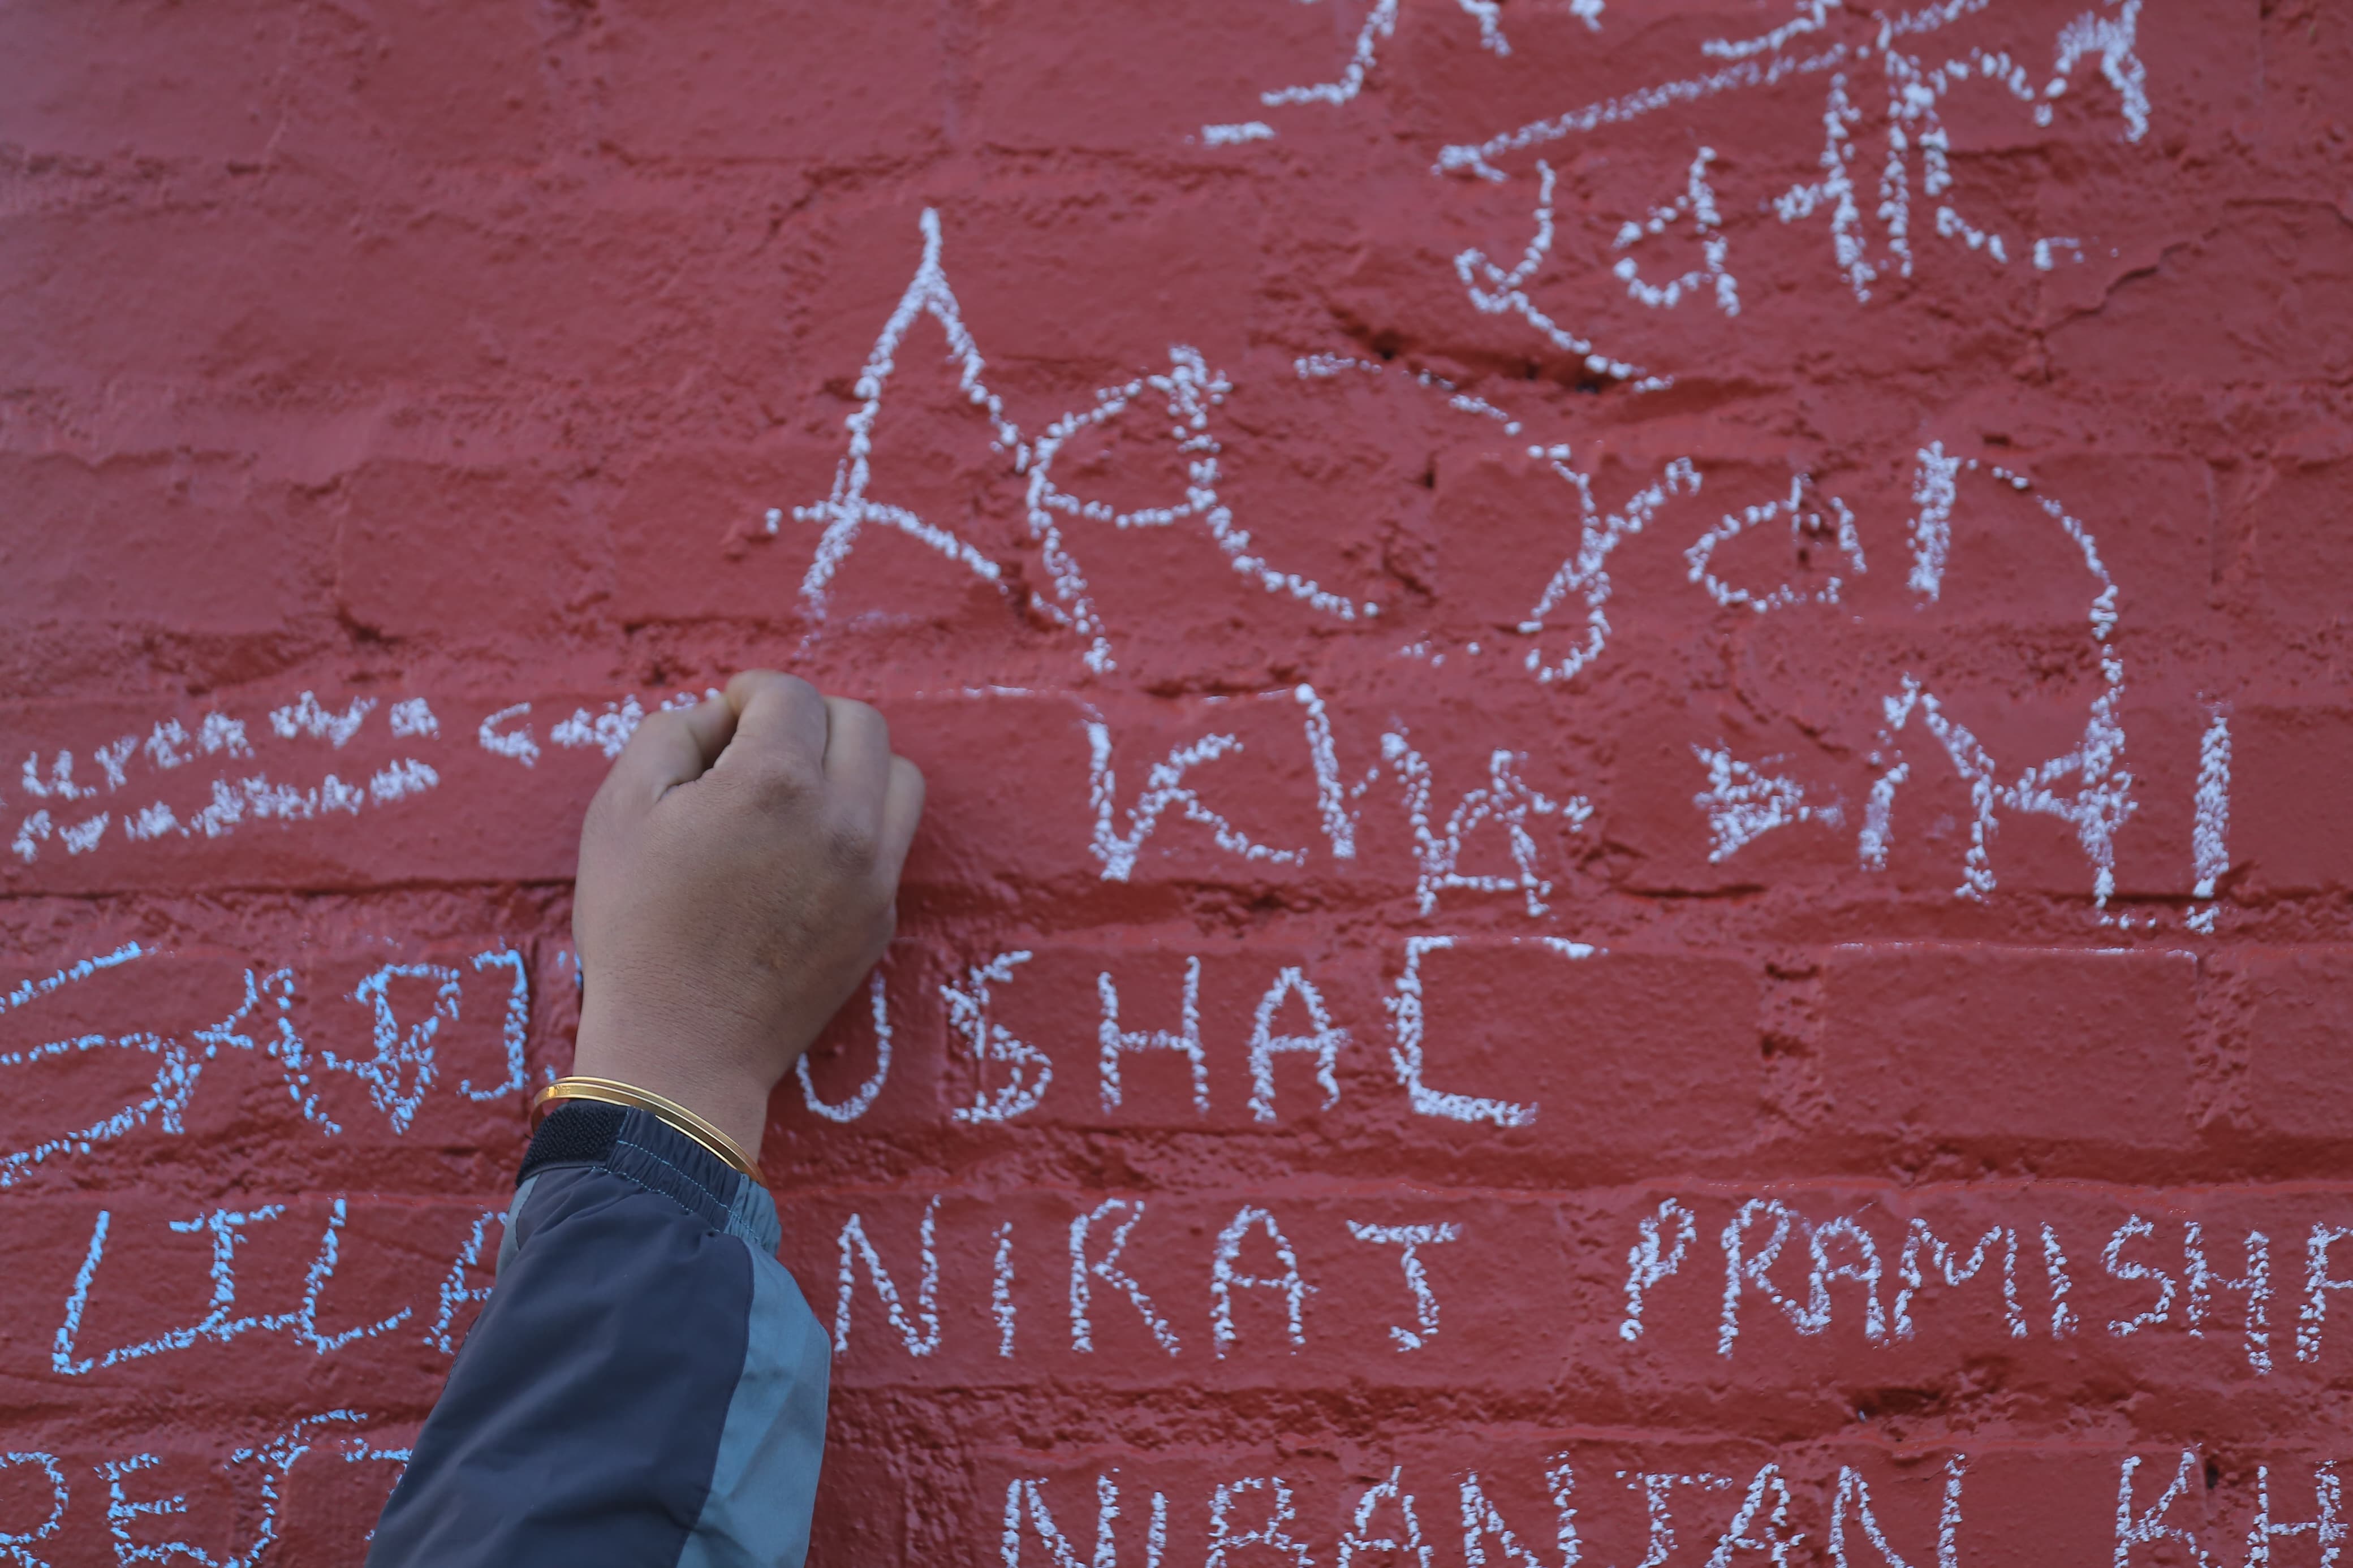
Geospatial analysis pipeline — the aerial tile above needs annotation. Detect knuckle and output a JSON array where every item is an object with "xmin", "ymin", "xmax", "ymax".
[
  {"xmin": 745, "ymin": 668, "xmax": 819, "ymax": 706},
  {"xmin": 632, "ymin": 708, "xmax": 685, "ymax": 742},
  {"xmin": 615, "ymin": 716, "xmax": 676, "ymax": 768}
]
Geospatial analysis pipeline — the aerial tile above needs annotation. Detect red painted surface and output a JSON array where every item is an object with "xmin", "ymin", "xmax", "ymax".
[{"xmin": 2, "ymin": 0, "xmax": 2350, "ymax": 1561}]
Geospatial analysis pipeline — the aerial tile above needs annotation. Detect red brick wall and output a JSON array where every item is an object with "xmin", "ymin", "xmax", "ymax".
[{"xmin": 3, "ymin": 0, "xmax": 2348, "ymax": 1561}]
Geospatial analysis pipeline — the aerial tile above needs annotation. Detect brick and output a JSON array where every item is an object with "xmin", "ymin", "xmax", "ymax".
[
  {"xmin": 2108, "ymin": 695, "xmax": 2217, "ymax": 899},
  {"xmin": 2049, "ymin": 202, "xmax": 2353, "ymax": 386},
  {"xmin": 0, "ymin": 196, "xmax": 478, "ymax": 391},
  {"xmin": 0, "ymin": 933, "xmax": 544, "ymax": 1190},
  {"xmin": 1336, "ymin": 680, "xmax": 1606, "ymax": 912},
  {"xmin": 0, "ymin": 692, "xmax": 627, "ymax": 895},
  {"xmin": 878, "ymin": 690, "xmax": 1096, "ymax": 895},
  {"xmin": 0, "ymin": 0, "xmax": 294, "ymax": 162},
  {"xmin": 1608, "ymin": 658, "xmax": 2196, "ymax": 907},
  {"xmin": 884, "ymin": 938, "xmax": 1759, "ymax": 1174},
  {"xmin": 0, "ymin": 451, "xmax": 329, "ymax": 640},
  {"xmin": 0, "ymin": 945, "xmax": 255, "ymax": 1194},
  {"xmin": 7, "ymin": 1419, "xmax": 416, "ymax": 1566},
  {"xmin": 757, "ymin": 214, "xmax": 1304, "ymax": 677},
  {"xmin": 1820, "ymin": 944, "xmax": 2193, "ymax": 1153},
  {"xmin": 2240, "ymin": 948, "xmax": 2353, "ymax": 1139},
  {"xmin": 1376, "ymin": 939, "xmax": 1761, "ymax": 1167},
  {"xmin": 833, "ymin": 938, "xmax": 1338, "ymax": 1133},
  {"xmin": 1424, "ymin": 441, "xmax": 1713, "ymax": 648},
  {"xmin": 2234, "ymin": 434, "xmax": 2353, "ymax": 628},
  {"xmin": 273, "ymin": 943, "xmax": 542, "ymax": 1160},
  {"xmin": 2, "ymin": 1194, "xmax": 498, "ymax": 1408},
  {"xmin": 890, "ymin": 688, "xmax": 1372, "ymax": 902},
  {"xmin": 971, "ymin": 1441, "xmax": 2273, "ymax": 1568},
  {"xmin": 2065, "ymin": 451, "xmax": 2225, "ymax": 620},
  {"xmin": 1910, "ymin": 448, "xmax": 2214, "ymax": 634},
  {"xmin": 929, "ymin": 194, "xmax": 1268, "ymax": 375},
  {"xmin": 0, "ymin": 686, "xmax": 1380, "ymax": 899},
  {"xmin": 249, "ymin": 1433, "xmax": 421, "ymax": 1568},
  {"xmin": 1555, "ymin": 1183, "xmax": 2353, "ymax": 1424},
  {"xmin": 1606, "ymin": 693, "xmax": 1862, "ymax": 895},
  {"xmin": 0, "ymin": 183, "xmax": 775, "ymax": 395},
  {"xmin": 804, "ymin": 1449, "xmax": 907, "ymax": 1567},
  {"xmin": 604, "ymin": 440, "xmax": 837, "ymax": 629},
  {"xmin": 766, "ymin": 941, "xmax": 947, "ymax": 1144},
  {"xmin": 968, "ymin": 0, "xmax": 1332, "ymax": 154},
  {"xmin": 15, "ymin": 1168, "xmax": 2337, "ymax": 1450},
  {"xmin": 333, "ymin": 0, "xmax": 555, "ymax": 167},
  {"xmin": 937, "ymin": 943, "xmax": 1359, "ymax": 1132},
  {"xmin": 2234, "ymin": 704, "xmax": 2353, "ymax": 895},
  {"xmin": 581, "ymin": 0, "xmax": 947, "ymax": 165},
  {"xmin": 777, "ymin": 1187, "xmax": 1566, "ymax": 1394},
  {"xmin": 1862, "ymin": 684, "xmax": 2158, "ymax": 905},
  {"xmin": 332, "ymin": 459, "xmax": 607, "ymax": 643}
]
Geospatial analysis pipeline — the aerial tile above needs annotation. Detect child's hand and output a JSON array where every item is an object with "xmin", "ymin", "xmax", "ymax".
[{"xmin": 568, "ymin": 670, "xmax": 925, "ymax": 1159}]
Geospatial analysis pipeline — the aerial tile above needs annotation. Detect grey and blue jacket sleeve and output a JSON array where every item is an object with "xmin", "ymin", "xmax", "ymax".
[{"xmin": 367, "ymin": 1102, "xmax": 830, "ymax": 1568}]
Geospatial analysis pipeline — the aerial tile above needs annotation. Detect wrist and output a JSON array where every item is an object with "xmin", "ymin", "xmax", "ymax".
[
  {"xmin": 569, "ymin": 1013, "xmax": 777, "ymax": 1162},
  {"xmin": 536, "ymin": 1077, "xmax": 767, "ymax": 1184}
]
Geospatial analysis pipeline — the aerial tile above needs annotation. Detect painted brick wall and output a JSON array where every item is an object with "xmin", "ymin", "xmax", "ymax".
[{"xmin": 2, "ymin": 0, "xmax": 2348, "ymax": 1562}]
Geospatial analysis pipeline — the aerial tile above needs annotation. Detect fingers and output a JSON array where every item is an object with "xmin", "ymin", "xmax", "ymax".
[
  {"xmin": 877, "ymin": 753, "xmax": 926, "ymax": 882},
  {"xmin": 715, "ymin": 673, "xmax": 922, "ymax": 884},
  {"xmin": 602, "ymin": 698, "xmax": 737, "ymax": 806},
  {"xmin": 820, "ymin": 698, "xmax": 921, "ymax": 878},
  {"xmin": 821, "ymin": 696, "xmax": 893, "ymax": 799},
  {"xmin": 721, "ymin": 670, "xmax": 829, "ymax": 775},
  {"xmin": 670, "ymin": 697, "xmax": 736, "ymax": 770}
]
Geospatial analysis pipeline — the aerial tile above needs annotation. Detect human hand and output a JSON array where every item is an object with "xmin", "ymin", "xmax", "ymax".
[{"xmin": 568, "ymin": 671, "xmax": 925, "ymax": 1160}]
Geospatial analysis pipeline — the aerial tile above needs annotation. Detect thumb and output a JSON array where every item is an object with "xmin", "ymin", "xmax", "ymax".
[{"xmin": 601, "ymin": 698, "xmax": 737, "ymax": 810}]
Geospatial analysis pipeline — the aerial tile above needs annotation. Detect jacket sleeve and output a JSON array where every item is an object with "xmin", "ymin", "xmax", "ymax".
[{"xmin": 367, "ymin": 1101, "xmax": 830, "ymax": 1568}]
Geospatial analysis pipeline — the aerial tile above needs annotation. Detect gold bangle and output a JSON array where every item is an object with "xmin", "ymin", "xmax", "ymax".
[{"xmin": 533, "ymin": 1075, "xmax": 765, "ymax": 1184}]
